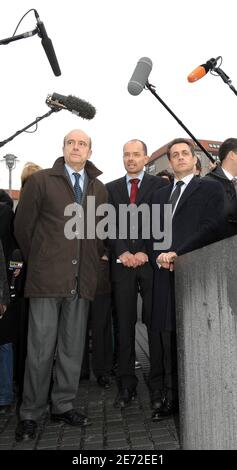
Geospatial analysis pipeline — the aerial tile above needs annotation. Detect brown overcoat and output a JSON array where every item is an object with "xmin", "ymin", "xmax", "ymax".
[{"xmin": 14, "ymin": 157, "xmax": 108, "ymax": 300}]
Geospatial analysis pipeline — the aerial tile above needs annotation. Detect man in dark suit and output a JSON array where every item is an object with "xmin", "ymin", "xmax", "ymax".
[
  {"xmin": 106, "ymin": 139, "xmax": 168, "ymax": 407},
  {"xmin": 149, "ymin": 138, "xmax": 225, "ymax": 421},
  {"xmin": 205, "ymin": 137, "xmax": 237, "ymax": 239},
  {"xmin": 0, "ymin": 191, "xmax": 16, "ymax": 414}
]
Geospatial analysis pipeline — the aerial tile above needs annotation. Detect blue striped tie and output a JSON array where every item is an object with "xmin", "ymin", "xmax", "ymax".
[{"xmin": 73, "ymin": 172, "xmax": 83, "ymax": 204}]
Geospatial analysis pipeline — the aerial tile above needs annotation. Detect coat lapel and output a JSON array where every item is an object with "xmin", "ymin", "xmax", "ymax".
[
  {"xmin": 135, "ymin": 173, "xmax": 150, "ymax": 205},
  {"xmin": 116, "ymin": 176, "xmax": 130, "ymax": 204},
  {"xmin": 161, "ymin": 183, "xmax": 173, "ymax": 204}
]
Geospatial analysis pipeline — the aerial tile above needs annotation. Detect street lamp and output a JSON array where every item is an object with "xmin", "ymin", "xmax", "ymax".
[{"xmin": 2, "ymin": 154, "xmax": 19, "ymax": 196}]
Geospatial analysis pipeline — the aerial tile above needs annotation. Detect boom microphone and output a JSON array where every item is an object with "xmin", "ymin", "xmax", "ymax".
[
  {"xmin": 187, "ymin": 57, "xmax": 220, "ymax": 83},
  {"xmin": 35, "ymin": 11, "xmax": 61, "ymax": 76},
  {"xmin": 46, "ymin": 93, "xmax": 96, "ymax": 120},
  {"xmin": 128, "ymin": 57, "xmax": 153, "ymax": 95}
]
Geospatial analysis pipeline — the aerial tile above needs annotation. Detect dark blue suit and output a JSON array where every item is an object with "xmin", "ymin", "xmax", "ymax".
[{"xmin": 149, "ymin": 176, "xmax": 225, "ymax": 398}]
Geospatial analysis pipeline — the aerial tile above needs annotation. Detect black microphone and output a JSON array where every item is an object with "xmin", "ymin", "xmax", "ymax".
[
  {"xmin": 128, "ymin": 57, "xmax": 153, "ymax": 96},
  {"xmin": 46, "ymin": 93, "xmax": 96, "ymax": 120},
  {"xmin": 35, "ymin": 11, "xmax": 61, "ymax": 76},
  {"xmin": 9, "ymin": 249, "xmax": 23, "ymax": 299},
  {"xmin": 187, "ymin": 57, "xmax": 220, "ymax": 83}
]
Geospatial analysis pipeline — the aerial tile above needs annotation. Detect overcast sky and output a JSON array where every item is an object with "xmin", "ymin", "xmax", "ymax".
[{"xmin": 0, "ymin": 0, "xmax": 236, "ymax": 189}]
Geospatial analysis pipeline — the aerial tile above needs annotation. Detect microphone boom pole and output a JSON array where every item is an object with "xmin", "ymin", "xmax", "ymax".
[
  {"xmin": 213, "ymin": 67, "xmax": 237, "ymax": 96},
  {"xmin": 0, "ymin": 108, "xmax": 60, "ymax": 148},
  {"xmin": 145, "ymin": 82, "xmax": 215, "ymax": 162},
  {"xmin": 0, "ymin": 28, "xmax": 38, "ymax": 45}
]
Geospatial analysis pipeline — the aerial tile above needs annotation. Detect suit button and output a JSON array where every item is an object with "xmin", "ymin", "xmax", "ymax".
[
  {"xmin": 71, "ymin": 289, "xmax": 76, "ymax": 295},
  {"xmin": 72, "ymin": 259, "xmax": 77, "ymax": 264}
]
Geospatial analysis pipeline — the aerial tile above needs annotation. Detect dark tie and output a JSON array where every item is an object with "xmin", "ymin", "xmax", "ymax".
[
  {"xmin": 73, "ymin": 172, "xmax": 83, "ymax": 204},
  {"xmin": 232, "ymin": 177, "xmax": 237, "ymax": 194},
  {"xmin": 169, "ymin": 180, "xmax": 184, "ymax": 212},
  {"xmin": 129, "ymin": 178, "xmax": 139, "ymax": 204}
]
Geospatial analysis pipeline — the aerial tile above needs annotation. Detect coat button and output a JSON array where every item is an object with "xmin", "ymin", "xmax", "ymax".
[
  {"xmin": 72, "ymin": 259, "xmax": 77, "ymax": 264},
  {"xmin": 71, "ymin": 289, "xmax": 76, "ymax": 295}
]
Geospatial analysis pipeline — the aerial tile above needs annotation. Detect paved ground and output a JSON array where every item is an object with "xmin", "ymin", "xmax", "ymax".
[{"xmin": 0, "ymin": 322, "xmax": 180, "ymax": 451}]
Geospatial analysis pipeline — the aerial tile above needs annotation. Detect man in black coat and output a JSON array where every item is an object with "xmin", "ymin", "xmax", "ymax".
[
  {"xmin": 106, "ymin": 139, "xmax": 168, "ymax": 407},
  {"xmin": 0, "ymin": 191, "xmax": 16, "ymax": 414},
  {"xmin": 0, "ymin": 190, "xmax": 15, "ymax": 262},
  {"xmin": 149, "ymin": 138, "xmax": 225, "ymax": 421},
  {"xmin": 0, "ymin": 191, "xmax": 16, "ymax": 347},
  {"xmin": 0, "ymin": 240, "xmax": 9, "ymax": 320},
  {"xmin": 205, "ymin": 137, "xmax": 237, "ymax": 239}
]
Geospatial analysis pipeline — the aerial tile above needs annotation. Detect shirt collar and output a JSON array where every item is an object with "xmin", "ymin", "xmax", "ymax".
[
  {"xmin": 222, "ymin": 167, "xmax": 235, "ymax": 181},
  {"xmin": 126, "ymin": 170, "xmax": 144, "ymax": 184},
  {"xmin": 173, "ymin": 173, "xmax": 194, "ymax": 187},
  {"xmin": 65, "ymin": 163, "xmax": 85, "ymax": 181}
]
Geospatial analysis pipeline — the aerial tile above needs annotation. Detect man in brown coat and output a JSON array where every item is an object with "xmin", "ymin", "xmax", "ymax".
[{"xmin": 14, "ymin": 129, "xmax": 108, "ymax": 441}]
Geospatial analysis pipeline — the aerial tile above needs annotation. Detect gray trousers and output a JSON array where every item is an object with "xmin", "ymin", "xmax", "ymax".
[{"xmin": 20, "ymin": 296, "xmax": 89, "ymax": 421}]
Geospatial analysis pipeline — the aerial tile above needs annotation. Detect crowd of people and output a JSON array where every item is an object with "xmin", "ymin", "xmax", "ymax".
[{"xmin": 1, "ymin": 130, "xmax": 237, "ymax": 442}]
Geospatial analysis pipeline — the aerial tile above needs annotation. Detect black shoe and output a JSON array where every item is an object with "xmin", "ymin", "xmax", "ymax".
[
  {"xmin": 51, "ymin": 409, "xmax": 91, "ymax": 426},
  {"xmin": 160, "ymin": 399, "xmax": 179, "ymax": 417},
  {"xmin": 151, "ymin": 399, "xmax": 178, "ymax": 422},
  {"xmin": 15, "ymin": 420, "xmax": 37, "ymax": 442},
  {"xmin": 114, "ymin": 388, "xmax": 137, "ymax": 408},
  {"xmin": 97, "ymin": 375, "xmax": 111, "ymax": 389},
  {"xmin": 151, "ymin": 407, "xmax": 166, "ymax": 422},
  {"xmin": 150, "ymin": 390, "xmax": 164, "ymax": 411}
]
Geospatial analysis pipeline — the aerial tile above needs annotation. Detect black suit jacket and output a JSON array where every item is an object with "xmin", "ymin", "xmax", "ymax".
[
  {"xmin": 0, "ymin": 196, "xmax": 17, "ymax": 345},
  {"xmin": 205, "ymin": 165, "xmax": 237, "ymax": 239},
  {"xmin": 150, "ymin": 176, "xmax": 225, "ymax": 331},
  {"xmin": 106, "ymin": 173, "xmax": 168, "ymax": 263}
]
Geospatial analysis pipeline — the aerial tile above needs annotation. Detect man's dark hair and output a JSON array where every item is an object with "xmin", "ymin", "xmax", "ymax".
[
  {"xmin": 0, "ymin": 189, "xmax": 13, "ymax": 208},
  {"xmin": 156, "ymin": 169, "xmax": 173, "ymax": 182},
  {"xmin": 167, "ymin": 138, "xmax": 195, "ymax": 160},
  {"xmin": 218, "ymin": 138, "xmax": 237, "ymax": 163},
  {"xmin": 196, "ymin": 156, "xmax": 202, "ymax": 173}
]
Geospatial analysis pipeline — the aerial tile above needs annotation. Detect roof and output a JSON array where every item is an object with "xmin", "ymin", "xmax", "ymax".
[{"xmin": 149, "ymin": 138, "xmax": 223, "ymax": 163}]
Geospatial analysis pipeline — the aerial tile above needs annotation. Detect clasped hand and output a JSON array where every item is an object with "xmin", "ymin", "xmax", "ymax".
[
  {"xmin": 119, "ymin": 251, "xmax": 148, "ymax": 268},
  {"xmin": 156, "ymin": 251, "xmax": 178, "ymax": 271}
]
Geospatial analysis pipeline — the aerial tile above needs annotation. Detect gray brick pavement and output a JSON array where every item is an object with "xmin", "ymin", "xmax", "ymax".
[{"xmin": 0, "ymin": 322, "xmax": 180, "ymax": 450}]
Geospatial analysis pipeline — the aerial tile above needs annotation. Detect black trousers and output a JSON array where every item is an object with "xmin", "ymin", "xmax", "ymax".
[
  {"xmin": 112, "ymin": 262, "xmax": 153, "ymax": 391},
  {"xmin": 81, "ymin": 293, "xmax": 113, "ymax": 378},
  {"xmin": 91, "ymin": 294, "xmax": 113, "ymax": 377},
  {"xmin": 148, "ymin": 330, "xmax": 178, "ymax": 402}
]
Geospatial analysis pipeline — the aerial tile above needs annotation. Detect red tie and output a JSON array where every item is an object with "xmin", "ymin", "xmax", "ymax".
[{"xmin": 129, "ymin": 178, "xmax": 139, "ymax": 204}]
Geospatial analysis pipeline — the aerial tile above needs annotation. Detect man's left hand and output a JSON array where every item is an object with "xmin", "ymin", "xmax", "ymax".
[
  {"xmin": 134, "ymin": 252, "xmax": 148, "ymax": 267},
  {"xmin": 157, "ymin": 252, "xmax": 178, "ymax": 270}
]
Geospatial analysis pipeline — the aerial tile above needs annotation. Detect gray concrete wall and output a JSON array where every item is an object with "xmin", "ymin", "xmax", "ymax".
[{"xmin": 175, "ymin": 235, "xmax": 237, "ymax": 449}]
